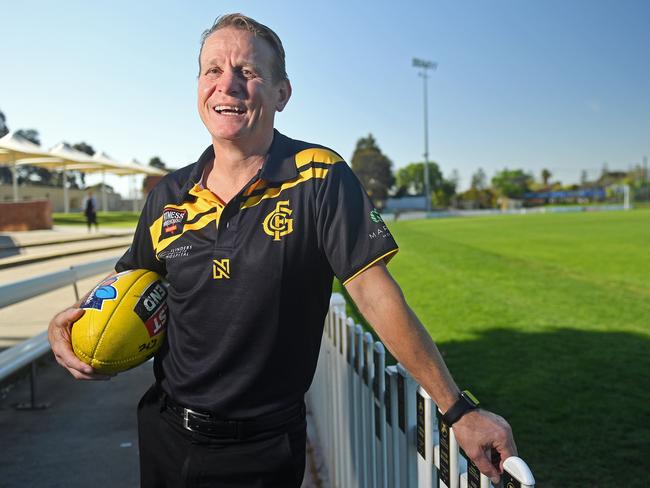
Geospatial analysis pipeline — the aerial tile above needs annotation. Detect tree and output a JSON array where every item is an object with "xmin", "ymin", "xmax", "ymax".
[
  {"xmin": 396, "ymin": 161, "xmax": 443, "ymax": 195},
  {"xmin": 14, "ymin": 129, "xmax": 42, "ymax": 185},
  {"xmin": 491, "ymin": 168, "xmax": 533, "ymax": 199},
  {"xmin": 0, "ymin": 110, "xmax": 10, "ymax": 184},
  {"xmin": 470, "ymin": 168, "xmax": 487, "ymax": 190},
  {"xmin": 72, "ymin": 142, "xmax": 96, "ymax": 188},
  {"xmin": 350, "ymin": 134, "xmax": 394, "ymax": 207},
  {"xmin": 0, "ymin": 109, "xmax": 8, "ymax": 138},
  {"xmin": 149, "ymin": 156, "xmax": 167, "ymax": 170},
  {"xmin": 541, "ymin": 168, "xmax": 552, "ymax": 186},
  {"xmin": 73, "ymin": 142, "xmax": 95, "ymax": 156}
]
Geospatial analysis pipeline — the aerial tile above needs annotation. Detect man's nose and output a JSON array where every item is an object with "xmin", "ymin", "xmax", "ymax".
[{"xmin": 217, "ymin": 69, "xmax": 241, "ymax": 96}]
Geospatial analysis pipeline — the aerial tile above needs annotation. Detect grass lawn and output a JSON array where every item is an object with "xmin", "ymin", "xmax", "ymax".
[
  {"xmin": 53, "ymin": 211, "xmax": 140, "ymax": 228},
  {"xmin": 337, "ymin": 208, "xmax": 650, "ymax": 487}
]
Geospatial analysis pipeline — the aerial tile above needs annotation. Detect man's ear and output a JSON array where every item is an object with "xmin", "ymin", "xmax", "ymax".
[{"xmin": 275, "ymin": 79, "xmax": 292, "ymax": 112}]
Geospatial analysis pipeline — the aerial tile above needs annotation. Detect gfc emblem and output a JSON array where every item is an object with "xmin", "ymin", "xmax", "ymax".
[{"xmin": 263, "ymin": 200, "xmax": 293, "ymax": 241}]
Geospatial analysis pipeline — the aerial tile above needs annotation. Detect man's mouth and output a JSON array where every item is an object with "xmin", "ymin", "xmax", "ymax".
[{"xmin": 213, "ymin": 105, "xmax": 246, "ymax": 115}]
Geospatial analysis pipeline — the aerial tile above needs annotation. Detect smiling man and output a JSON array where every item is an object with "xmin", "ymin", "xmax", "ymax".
[{"xmin": 48, "ymin": 13, "xmax": 517, "ymax": 487}]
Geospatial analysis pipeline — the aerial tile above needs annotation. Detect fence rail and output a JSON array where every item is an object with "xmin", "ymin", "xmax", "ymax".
[
  {"xmin": 307, "ymin": 293, "xmax": 536, "ymax": 488},
  {"xmin": 0, "ymin": 256, "xmax": 120, "ymax": 404}
]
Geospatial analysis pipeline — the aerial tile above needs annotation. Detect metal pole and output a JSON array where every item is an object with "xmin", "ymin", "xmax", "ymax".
[
  {"xmin": 413, "ymin": 58, "xmax": 437, "ymax": 214},
  {"xmin": 422, "ymin": 71, "xmax": 430, "ymax": 213}
]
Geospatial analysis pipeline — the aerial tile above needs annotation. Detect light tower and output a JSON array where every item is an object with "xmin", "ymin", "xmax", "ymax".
[{"xmin": 412, "ymin": 58, "xmax": 437, "ymax": 213}]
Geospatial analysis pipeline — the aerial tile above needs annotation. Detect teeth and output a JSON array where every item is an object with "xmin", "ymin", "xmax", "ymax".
[{"xmin": 214, "ymin": 105, "xmax": 245, "ymax": 114}]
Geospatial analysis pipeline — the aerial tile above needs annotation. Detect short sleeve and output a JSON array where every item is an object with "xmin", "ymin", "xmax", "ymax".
[
  {"xmin": 316, "ymin": 161, "xmax": 398, "ymax": 285},
  {"xmin": 115, "ymin": 192, "xmax": 167, "ymax": 276}
]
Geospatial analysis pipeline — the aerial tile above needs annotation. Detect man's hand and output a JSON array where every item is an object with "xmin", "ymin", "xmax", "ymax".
[
  {"xmin": 48, "ymin": 307, "xmax": 114, "ymax": 381},
  {"xmin": 452, "ymin": 409, "xmax": 518, "ymax": 484}
]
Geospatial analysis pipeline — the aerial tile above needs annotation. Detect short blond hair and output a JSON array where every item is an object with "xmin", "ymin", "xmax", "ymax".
[{"xmin": 198, "ymin": 13, "xmax": 288, "ymax": 81}]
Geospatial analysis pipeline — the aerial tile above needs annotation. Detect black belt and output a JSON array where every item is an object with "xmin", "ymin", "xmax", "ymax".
[{"xmin": 161, "ymin": 391, "xmax": 305, "ymax": 439}]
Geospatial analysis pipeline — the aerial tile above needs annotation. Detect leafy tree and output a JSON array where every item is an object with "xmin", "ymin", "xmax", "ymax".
[
  {"xmin": 470, "ymin": 168, "xmax": 487, "ymax": 190},
  {"xmin": 541, "ymin": 168, "xmax": 552, "ymax": 186},
  {"xmin": 0, "ymin": 110, "xmax": 10, "ymax": 184},
  {"xmin": 350, "ymin": 134, "xmax": 395, "ymax": 206},
  {"xmin": 433, "ymin": 178, "xmax": 457, "ymax": 207},
  {"xmin": 71, "ymin": 142, "xmax": 97, "ymax": 188},
  {"xmin": 0, "ymin": 109, "xmax": 8, "ymax": 138},
  {"xmin": 457, "ymin": 187, "xmax": 497, "ymax": 209},
  {"xmin": 149, "ymin": 156, "xmax": 167, "ymax": 169},
  {"xmin": 491, "ymin": 168, "xmax": 533, "ymax": 199},
  {"xmin": 73, "ymin": 142, "xmax": 95, "ymax": 156},
  {"xmin": 13, "ymin": 129, "xmax": 41, "ymax": 185},
  {"xmin": 15, "ymin": 129, "xmax": 40, "ymax": 145},
  {"xmin": 396, "ymin": 161, "xmax": 444, "ymax": 195}
]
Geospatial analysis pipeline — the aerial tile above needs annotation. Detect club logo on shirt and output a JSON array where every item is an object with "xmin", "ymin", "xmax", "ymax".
[
  {"xmin": 263, "ymin": 200, "xmax": 293, "ymax": 241},
  {"xmin": 161, "ymin": 207, "xmax": 188, "ymax": 238},
  {"xmin": 213, "ymin": 259, "xmax": 231, "ymax": 279}
]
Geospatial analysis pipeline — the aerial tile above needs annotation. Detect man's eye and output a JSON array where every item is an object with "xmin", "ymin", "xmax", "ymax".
[
  {"xmin": 206, "ymin": 67, "xmax": 221, "ymax": 75},
  {"xmin": 242, "ymin": 69, "xmax": 255, "ymax": 78}
]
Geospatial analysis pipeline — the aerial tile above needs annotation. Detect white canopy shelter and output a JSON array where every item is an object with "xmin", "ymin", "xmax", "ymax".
[
  {"xmin": 4, "ymin": 132, "xmax": 169, "ymax": 213},
  {"xmin": 0, "ymin": 131, "xmax": 61, "ymax": 202},
  {"xmin": 14, "ymin": 142, "xmax": 115, "ymax": 213}
]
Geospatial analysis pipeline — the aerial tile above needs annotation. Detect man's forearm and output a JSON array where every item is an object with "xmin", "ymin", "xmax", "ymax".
[{"xmin": 345, "ymin": 264, "xmax": 460, "ymax": 412}]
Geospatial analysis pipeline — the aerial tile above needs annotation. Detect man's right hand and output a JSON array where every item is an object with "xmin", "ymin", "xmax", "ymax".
[{"xmin": 48, "ymin": 307, "xmax": 114, "ymax": 380}]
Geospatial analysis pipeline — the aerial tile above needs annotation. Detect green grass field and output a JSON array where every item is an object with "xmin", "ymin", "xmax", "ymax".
[
  {"xmin": 53, "ymin": 211, "xmax": 140, "ymax": 228},
  {"xmin": 339, "ymin": 209, "xmax": 649, "ymax": 487}
]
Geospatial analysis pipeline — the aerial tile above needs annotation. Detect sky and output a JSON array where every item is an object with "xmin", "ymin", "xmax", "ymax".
[{"xmin": 1, "ymin": 0, "xmax": 649, "ymax": 197}]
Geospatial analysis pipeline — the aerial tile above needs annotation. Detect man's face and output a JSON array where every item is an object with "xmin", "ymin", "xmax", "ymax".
[{"xmin": 197, "ymin": 27, "xmax": 291, "ymax": 147}]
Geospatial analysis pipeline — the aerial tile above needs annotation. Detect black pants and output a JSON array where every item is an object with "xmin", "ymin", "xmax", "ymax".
[{"xmin": 137, "ymin": 384, "xmax": 307, "ymax": 487}]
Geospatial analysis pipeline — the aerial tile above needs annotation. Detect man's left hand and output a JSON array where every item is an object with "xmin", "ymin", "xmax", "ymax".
[{"xmin": 452, "ymin": 409, "xmax": 518, "ymax": 484}]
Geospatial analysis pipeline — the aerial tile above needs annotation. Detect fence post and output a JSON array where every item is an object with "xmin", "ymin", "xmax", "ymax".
[
  {"xmin": 416, "ymin": 387, "xmax": 435, "ymax": 487},
  {"xmin": 346, "ymin": 318, "xmax": 359, "ymax": 487},
  {"xmin": 373, "ymin": 342, "xmax": 388, "ymax": 488},
  {"xmin": 385, "ymin": 366, "xmax": 399, "ymax": 487},
  {"xmin": 396, "ymin": 364, "xmax": 418, "ymax": 486},
  {"xmin": 338, "ymin": 311, "xmax": 351, "ymax": 488},
  {"xmin": 354, "ymin": 324, "xmax": 367, "ymax": 488},
  {"xmin": 363, "ymin": 332, "xmax": 376, "ymax": 488}
]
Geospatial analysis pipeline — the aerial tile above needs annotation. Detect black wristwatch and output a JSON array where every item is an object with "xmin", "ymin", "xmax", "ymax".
[{"xmin": 442, "ymin": 390, "xmax": 480, "ymax": 426}]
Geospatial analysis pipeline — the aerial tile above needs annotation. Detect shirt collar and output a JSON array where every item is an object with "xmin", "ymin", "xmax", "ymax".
[{"xmin": 180, "ymin": 129, "xmax": 298, "ymax": 199}]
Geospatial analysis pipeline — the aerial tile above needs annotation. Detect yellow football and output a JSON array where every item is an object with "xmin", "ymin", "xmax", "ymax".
[{"xmin": 71, "ymin": 269, "xmax": 168, "ymax": 373}]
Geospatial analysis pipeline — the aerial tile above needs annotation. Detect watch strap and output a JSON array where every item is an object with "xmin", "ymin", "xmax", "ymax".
[{"xmin": 441, "ymin": 390, "xmax": 480, "ymax": 426}]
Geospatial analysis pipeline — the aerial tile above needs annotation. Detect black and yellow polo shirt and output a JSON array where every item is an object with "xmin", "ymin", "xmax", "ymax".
[{"xmin": 116, "ymin": 130, "xmax": 398, "ymax": 418}]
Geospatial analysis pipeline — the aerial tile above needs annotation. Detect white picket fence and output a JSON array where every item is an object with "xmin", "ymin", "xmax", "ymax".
[{"xmin": 306, "ymin": 293, "xmax": 536, "ymax": 488}]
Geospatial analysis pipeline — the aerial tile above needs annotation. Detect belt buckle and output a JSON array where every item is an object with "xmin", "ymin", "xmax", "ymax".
[{"xmin": 183, "ymin": 407, "xmax": 210, "ymax": 432}]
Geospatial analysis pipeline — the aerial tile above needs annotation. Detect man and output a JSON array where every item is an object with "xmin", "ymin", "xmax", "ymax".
[
  {"xmin": 83, "ymin": 190, "xmax": 98, "ymax": 232},
  {"xmin": 49, "ymin": 13, "xmax": 517, "ymax": 487}
]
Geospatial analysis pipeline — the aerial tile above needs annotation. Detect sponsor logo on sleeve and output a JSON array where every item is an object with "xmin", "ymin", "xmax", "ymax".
[
  {"xmin": 370, "ymin": 208, "xmax": 384, "ymax": 223},
  {"xmin": 81, "ymin": 276, "xmax": 118, "ymax": 311},
  {"xmin": 134, "ymin": 280, "xmax": 168, "ymax": 337},
  {"xmin": 368, "ymin": 208, "xmax": 392, "ymax": 240},
  {"xmin": 161, "ymin": 208, "xmax": 188, "ymax": 238}
]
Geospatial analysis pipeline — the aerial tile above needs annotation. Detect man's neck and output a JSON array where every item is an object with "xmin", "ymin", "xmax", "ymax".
[{"xmin": 203, "ymin": 132, "xmax": 274, "ymax": 202}]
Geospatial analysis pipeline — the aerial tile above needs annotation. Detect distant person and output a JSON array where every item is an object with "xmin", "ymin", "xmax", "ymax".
[{"xmin": 83, "ymin": 191, "xmax": 98, "ymax": 232}]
